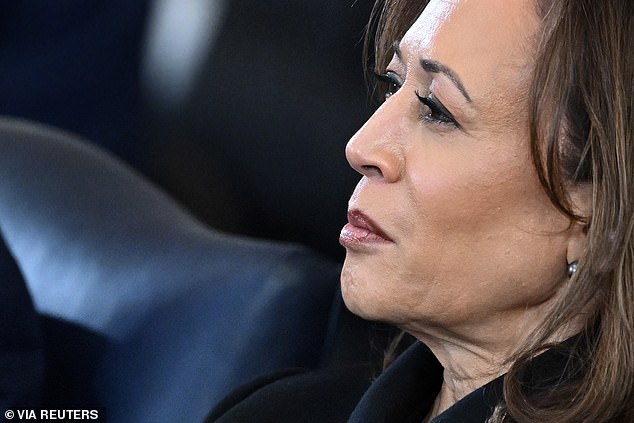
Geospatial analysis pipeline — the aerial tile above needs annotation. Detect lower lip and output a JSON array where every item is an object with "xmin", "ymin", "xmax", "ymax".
[{"xmin": 339, "ymin": 223, "xmax": 392, "ymax": 248}]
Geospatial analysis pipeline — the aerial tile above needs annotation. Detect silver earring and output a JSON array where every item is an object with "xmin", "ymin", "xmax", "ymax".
[{"xmin": 567, "ymin": 261, "xmax": 578, "ymax": 278}]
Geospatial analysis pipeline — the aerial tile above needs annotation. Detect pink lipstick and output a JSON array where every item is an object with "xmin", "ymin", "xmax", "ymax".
[{"xmin": 340, "ymin": 210, "xmax": 393, "ymax": 248}]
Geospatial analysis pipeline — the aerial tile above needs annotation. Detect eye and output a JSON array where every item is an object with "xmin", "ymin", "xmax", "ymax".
[
  {"xmin": 374, "ymin": 71, "xmax": 402, "ymax": 101},
  {"xmin": 415, "ymin": 91, "xmax": 460, "ymax": 129}
]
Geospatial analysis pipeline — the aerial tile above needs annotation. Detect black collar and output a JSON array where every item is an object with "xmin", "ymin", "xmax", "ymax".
[
  {"xmin": 348, "ymin": 337, "xmax": 581, "ymax": 423},
  {"xmin": 348, "ymin": 342, "xmax": 503, "ymax": 423}
]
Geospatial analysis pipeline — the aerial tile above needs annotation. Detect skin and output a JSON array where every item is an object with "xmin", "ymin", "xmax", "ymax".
[{"xmin": 340, "ymin": 0, "xmax": 588, "ymax": 419}]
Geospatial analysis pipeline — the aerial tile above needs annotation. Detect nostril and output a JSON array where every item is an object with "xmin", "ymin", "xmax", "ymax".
[{"xmin": 361, "ymin": 164, "xmax": 383, "ymax": 178}]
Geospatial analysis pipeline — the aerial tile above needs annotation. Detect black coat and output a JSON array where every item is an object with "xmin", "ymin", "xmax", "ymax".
[
  {"xmin": 208, "ymin": 338, "xmax": 580, "ymax": 423},
  {"xmin": 207, "ymin": 342, "xmax": 506, "ymax": 423}
]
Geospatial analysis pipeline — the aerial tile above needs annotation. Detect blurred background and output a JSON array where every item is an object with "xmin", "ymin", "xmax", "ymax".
[{"xmin": 0, "ymin": 0, "xmax": 376, "ymax": 261}]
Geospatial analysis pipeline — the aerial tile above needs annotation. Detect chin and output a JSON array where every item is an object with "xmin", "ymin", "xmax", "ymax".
[
  {"xmin": 340, "ymin": 260, "xmax": 387, "ymax": 322},
  {"xmin": 340, "ymin": 261, "xmax": 367, "ymax": 317},
  {"xmin": 340, "ymin": 286, "xmax": 367, "ymax": 319}
]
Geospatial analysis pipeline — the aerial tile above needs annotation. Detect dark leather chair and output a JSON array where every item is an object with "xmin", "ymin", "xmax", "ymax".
[
  {"xmin": 0, "ymin": 117, "xmax": 342, "ymax": 423},
  {"xmin": 0, "ymin": 229, "xmax": 44, "ymax": 411}
]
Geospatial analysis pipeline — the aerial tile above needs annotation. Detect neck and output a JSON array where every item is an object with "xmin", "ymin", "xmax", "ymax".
[
  {"xmin": 406, "ymin": 302, "xmax": 581, "ymax": 421},
  {"xmin": 423, "ymin": 335, "xmax": 509, "ymax": 418}
]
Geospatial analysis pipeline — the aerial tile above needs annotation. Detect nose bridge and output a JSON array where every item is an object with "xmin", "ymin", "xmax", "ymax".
[{"xmin": 345, "ymin": 100, "xmax": 404, "ymax": 183}]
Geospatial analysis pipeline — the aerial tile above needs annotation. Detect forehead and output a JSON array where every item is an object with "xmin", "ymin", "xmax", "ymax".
[{"xmin": 399, "ymin": 0, "xmax": 539, "ymax": 102}]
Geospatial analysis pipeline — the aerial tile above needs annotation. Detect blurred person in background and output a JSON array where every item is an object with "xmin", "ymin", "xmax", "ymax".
[{"xmin": 0, "ymin": 0, "xmax": 374, "ymax": 261}]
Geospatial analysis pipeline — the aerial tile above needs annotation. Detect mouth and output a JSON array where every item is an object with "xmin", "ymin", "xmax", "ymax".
[{"xmin": 339, "ymin": 209, "xmax": 394, "ymax": 248}]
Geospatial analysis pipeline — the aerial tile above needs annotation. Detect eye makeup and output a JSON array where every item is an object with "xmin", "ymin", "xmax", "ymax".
[{"xmin": 415, "ymin": 91, "xmax": 460, "ymax": 129}]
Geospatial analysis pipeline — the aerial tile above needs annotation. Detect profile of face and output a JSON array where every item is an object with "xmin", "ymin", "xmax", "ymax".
[{"xmin": 340, "ymin": 0, "xmax": 587, "ymax": 345}]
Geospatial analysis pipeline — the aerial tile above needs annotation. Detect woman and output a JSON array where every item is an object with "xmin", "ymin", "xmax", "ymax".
[{"xmin": 208, "ymin": 0, "xmax": 634, "ymax": 421}]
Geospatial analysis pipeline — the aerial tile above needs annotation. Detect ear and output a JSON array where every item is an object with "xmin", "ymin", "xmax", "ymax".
[{"xmin": 566, "ymin": 184, "xmax": 592, "ymax": 264}]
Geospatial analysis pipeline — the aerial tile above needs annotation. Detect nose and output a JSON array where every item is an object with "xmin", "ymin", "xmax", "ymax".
[{"xmin": 345, "ymin": 103, "xmax": 404, "ymax": 183}]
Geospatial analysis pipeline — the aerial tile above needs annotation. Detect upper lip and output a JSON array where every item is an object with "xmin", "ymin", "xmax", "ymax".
[{"xmin": 347, "ymin": 209, "xmax": 393, "ymax": 242}]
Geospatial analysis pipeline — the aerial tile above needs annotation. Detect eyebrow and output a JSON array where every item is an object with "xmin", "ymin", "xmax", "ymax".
[{"xmin": 394, "ymin": 43, "xmax": 472, "ymax": 103}]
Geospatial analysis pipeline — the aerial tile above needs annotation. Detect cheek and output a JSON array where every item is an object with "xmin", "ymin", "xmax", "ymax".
[
  {"xmin": 405, "ymin": 142, "xmax": 543, "ymax": 233},
  {"xmin": 405, "ymin": 153, "xmax": 503, "ymax": 231},
  {"xmin": 402, "ymin": 146, "xmax": 569, "ymax": 296}
]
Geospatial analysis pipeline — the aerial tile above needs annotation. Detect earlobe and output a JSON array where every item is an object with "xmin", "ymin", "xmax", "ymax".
[
  {"xmin": 566, "ymin": 184, "xmax": 592, "ymax": 265},
  {"xmin": 566, "ymin": 221, "xmax": 588, "ymax": 265}
]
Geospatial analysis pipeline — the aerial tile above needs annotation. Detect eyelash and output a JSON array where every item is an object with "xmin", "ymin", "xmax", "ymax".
[
  {"xmin": 374, "ymin": 72, "xmax": 460, "ymax": 129},
  {"xmin": 374, "ymin": 71, "xmax": 401, "ymax": 100},
  {"xmin": 415, "ymin": 91, "xmax": 459, "ymax": 129}
]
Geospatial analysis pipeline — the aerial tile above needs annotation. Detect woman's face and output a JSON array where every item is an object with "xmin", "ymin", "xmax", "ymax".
[{"xmin": 340, "ymin": 0, "xmax": 580, "ymax": 341}]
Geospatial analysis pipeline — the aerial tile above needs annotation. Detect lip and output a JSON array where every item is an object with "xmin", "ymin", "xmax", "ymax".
[{"xmin": 340, "ymin": 209, "xmax": 394, "ymax": 249}]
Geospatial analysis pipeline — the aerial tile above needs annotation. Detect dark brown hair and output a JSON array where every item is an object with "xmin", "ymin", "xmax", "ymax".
[{"xmin": 365, "ymin": 1, "xmax": 634, "ymax": 422}]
